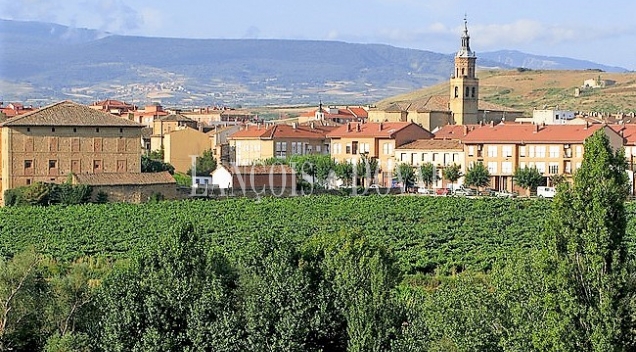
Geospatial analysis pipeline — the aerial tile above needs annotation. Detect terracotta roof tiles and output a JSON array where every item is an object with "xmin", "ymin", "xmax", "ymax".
[
  {"xmin": 397, "ymin": 139, "xmax": 463, "ymax": 150},
  {"xmin": 73, "ymin": 172, "xmax": 175, "ymax": 186},
  {"xmin": 462, "ymin": 123, "xmax": 607, "ymax": 143},
  {"xmin": 1, "ymin": 100, "xmax": 144, "ymax": 127}
]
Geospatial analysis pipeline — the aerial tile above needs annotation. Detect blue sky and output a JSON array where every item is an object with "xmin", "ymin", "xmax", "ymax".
[{"xmin": 2, "ymin": 0, "xmax": 636, "ymax": 70}]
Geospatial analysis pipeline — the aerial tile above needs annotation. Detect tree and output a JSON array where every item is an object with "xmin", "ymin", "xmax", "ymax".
[
  {"xmin": 514, "ymin": 166, "xmax": 543, "ymax": 196},
  {"xmin": 419, "ymin": 162, "xmax": 437, "ymax": 188},
  {"xmin": 464, "ymin": 162, "xmax": 490, "ymax": 190},
  {"xmin": 356, "ymin": 155, "xmax": 379, "ymax": 188},
  {"xmin": 187, "ymin": 149, "xmax": 217, "ymax": 177},
  {"xmin": 549, "ymin": 173, "xmax": 567, "ymax": 187},
  {"xmin": 442, "ymin": 164, "xmax": 462, "ymax": 191},
  {"xmin": 0, "ymin": 249, "xmax": 47, "ymax": 351},
  {"xmin": 394, "ymin": 163, "xmax": 416, "ymax": 192},
  {"xmin": 141, "ymin": 155, "xmax": 175, "ymax": 174},
  {"xmin": 541, "ymin": 130, "xmax": 631, "ymax": 350},
  {"xmin": 335, "ymin": 161, "xmax": 354, "ymax": 187}
]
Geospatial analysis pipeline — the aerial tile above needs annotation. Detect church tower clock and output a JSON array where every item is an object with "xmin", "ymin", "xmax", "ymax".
[{"xmin": 449, "ymin": 17, "xmax": 479, "ymax": 125}]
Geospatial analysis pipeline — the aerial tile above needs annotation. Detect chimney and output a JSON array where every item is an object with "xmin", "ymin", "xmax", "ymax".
[
  {"xmin": 379, "ymin": 122, "xmax": 383, "ymax": 131},
  {"xmin": 356, "ymin": 123, "xmax": 361, "ymax": 132},
  {"xmin": 310, "ymin": 121, "xmax": 315, "ymax": 129},
  {"xmin": 490, "ymin": 120, "xmax": 494, "ymax": 127},
  {"xmin": 534, "ymin": 124, "xmax": 539, "ymax": 133},
  {"xmin": 292, "ymin": 122, "xmax": 298, "ymax": 129},
  {"xmin": 585, "ymin": 121, "xmax": 590, "ymax": 129},
  {"xmin": 347, "ymin": 122, "xmax": 351, "ymax": 132},
  {"xmin": 463, "ymin": 125, "xmax": 468, "ymax": 136}
]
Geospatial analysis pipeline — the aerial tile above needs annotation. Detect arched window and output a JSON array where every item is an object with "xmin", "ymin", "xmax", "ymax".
[
  {"xmin": 471, "ymin": 87, "xmax": 476, "ymax": 98},
  {"xmin": 461, "ymin": 68, "xmax": 465, "ymax": 76},
  {"xmin": 454, "ymin": 86, "xmax": 459, "ymax": 98},
  {"xmin": 465, "ymin": 87, "xmax": 469, "ymax": 97}
]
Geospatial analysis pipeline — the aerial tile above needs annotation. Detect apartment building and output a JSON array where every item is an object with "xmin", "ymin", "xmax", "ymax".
[
  {"xmin": 0, "ymin": 100, "xmax": 144, "ymax": 203},
  {"xmin": 462, "ymin": 122, "xmax": 623, "ymax": 191},
  {"xmin": 395, "ymin": 139, "xmax": 464, "ymax": 189},
  {"xmin": 228, "ymin": 123, "xmax": 334, "ymax": 166},
  {"xmin": 327, "ymin": 122, "xmax": 433, "ymax": 187}
]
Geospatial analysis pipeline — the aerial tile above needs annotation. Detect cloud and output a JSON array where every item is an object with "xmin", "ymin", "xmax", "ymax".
[
  {"xmin": 76, "ymin": 0, "xmax": 143, "ymax": 33},
  {"xmin": 0, "ymin": 0, "xmax": 60, "ymax": 22}
]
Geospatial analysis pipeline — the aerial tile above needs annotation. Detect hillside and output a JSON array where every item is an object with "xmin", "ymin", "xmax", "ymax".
[
  {"xmin": 0, "ymin": 19, "xmax": 630, "ymax": 107},
  {"xmin": 376, "ymin": 69, "xmax": 636, "ymax": 115}
]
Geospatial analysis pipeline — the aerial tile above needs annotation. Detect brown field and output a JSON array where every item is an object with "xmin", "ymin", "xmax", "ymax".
[{"xmin": 376, "ymin": 69, "xmax": 636, "ymax": 115}]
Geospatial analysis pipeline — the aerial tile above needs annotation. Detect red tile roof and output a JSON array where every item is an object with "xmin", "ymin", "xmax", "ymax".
[
  {"xmin": 397, "ymin": 139, "xmax": 463, "ymax": 150},
  {"xmin": 462, "ymin": 123, "xmax": 608, "ymax": 143},
  {"xmin": 229, "ymin": 124, "xmax": 330, "ymax": 140},
  {"xmin": 433, "ymin": 124, "xmax": 480, "ymax": 140},
  {"xmin": 611, "ymin": 124, "xmax": 636, "ymax": 145},
  {"xmin": 327, "ymin": 122, "xmax": 431, "ymax": 138}
]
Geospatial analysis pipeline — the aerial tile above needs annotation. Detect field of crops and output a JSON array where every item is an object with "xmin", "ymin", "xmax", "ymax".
[{"xmin": 0, "ymin": 195, "xmax": 563, "ymax": 273}]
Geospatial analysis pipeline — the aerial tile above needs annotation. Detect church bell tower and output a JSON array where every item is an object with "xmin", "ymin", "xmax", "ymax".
[{"xmin": 449, "ymin": 17, "xmax": 479, "ymax": 125}]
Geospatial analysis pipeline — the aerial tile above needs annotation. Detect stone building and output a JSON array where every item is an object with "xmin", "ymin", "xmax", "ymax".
[
  {"xmin": 72, "ymin": 171, "xmax": 177, "ymax": 202},
  {"xmin": 0, "ymin": 100, "xmax": 144, "ymax": 204}
]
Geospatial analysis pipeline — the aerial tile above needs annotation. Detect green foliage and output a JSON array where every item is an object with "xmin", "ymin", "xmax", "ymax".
[
  {"xmin": 186, "ymin": 149, "xmax": 217, "ymax": 177},
  {"xmin": 141, "ymin": 154, "xmax": 175, "ymax": 174},
  {"xmin": 44, "ymin": 332, "xmax": 91, "ymax": 352},
  {"xmin": 514, "ymin": 166, "xmax": 543, "ymax": 194},
  {"xmin": 335, "ymin": 161, "xmax": 354, "ymax": 187},
  {"xmin": 419, "ymin": 162, "xmax": 437, "ymax": 188},
  {"xmin": 465, "ymin": 162, "xmax": 490, "ymax": 189},
  {"xmin": 394, "ymin": 163, "xmax": 416, "ymax": 191},
  {"xmin": 172, "ymin": 172, "xmax": 191, "ymax": 187},
  {"xmin": 356, "ymin": 155, "xmax": 379, "ymax": 187},
  {"xmin": 94, "ymin": 191, "xmax": 109, "ymax": 204},
  {"xmin": 4, "ymin": 182, "xmax": 92, "ymax": 207},
  {"xmin": 0, "ymin": 248, "xmax": 47, "ymax": 351},
  {"xmin": 442, "ymin": 164, "xmax": 462, "ymax": 189},
  {"xmin": 148, "ymin": 192, "xmax": 165, "ymax": 202}
]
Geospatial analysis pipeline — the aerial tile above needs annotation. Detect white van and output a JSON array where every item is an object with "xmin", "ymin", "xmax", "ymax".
[{"xmin": 537, "ymin": 186, "xmax": 557, "ymax": 198}]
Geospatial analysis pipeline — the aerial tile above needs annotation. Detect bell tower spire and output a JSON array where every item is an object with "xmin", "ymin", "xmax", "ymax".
[{"xmin": 449, "ymin": 15, "xmax": 479, "ymax": 125}]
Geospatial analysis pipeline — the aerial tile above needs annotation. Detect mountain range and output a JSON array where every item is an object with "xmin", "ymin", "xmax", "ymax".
[{"xmin": 0, "ymin": 19, "xmax": 629, "ymax": 107}]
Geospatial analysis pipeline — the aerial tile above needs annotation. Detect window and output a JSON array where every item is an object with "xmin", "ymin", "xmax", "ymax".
[
  {"xmin": 48, "ymin": 160, "xmax": 58, "ymax": 175},
  {"xmin": 24, "ymin": 160, "xmax": 33, "ymax": 175},
  {"xmin": 454, "ymin": 86, "xmax": 458, "ymax": 98},
  {"xmin": 528, "ymin": 146, "xmax": 535, "ymax": 158},
  {"xmin": 421, "ymin": 153, "xmax": 427, "ymax": 162},
  {"xmin": 535, "ymin": 146, "xmax": 546, "ymax": 158},
  {"xmin": 351, "ymin": 141, "xmax": 358, "ymax": 155},
  {"xmin": 316, "ymin": 145, "xmax": 321, "ymax": 153},
  {"xmin": 382, "ymin": 142, "xmax": 393, "ymax": 155},
  {"xmin": 432, "ymin": 153, "xmax": 437, "ymax": 162},
  {"xmin": 487, "ymin": 162, "xmax": 497, "ymax": 174},
  {"xmin": 549, "ymin": 146, "xmax": 560, "ymax": 158},
  {"xmin": 71, "ymin": 160, "xmax": 80, "ymax": 173},
  {"xmin": 443, "ymin": 153, "xmax": 450, "ymax": 165},
  {"xmin": 93, "ymin": 160, "xmax": 103, "ymax": 173},
  {"xmin": 400, "ymin": 153, "xmax": 407, "ymax": 162},
  {"xmin": 501, "ymin": 162, "xmax": 513, "ymax": 174},
  {"xmin": 345, "ymin": 144, "xmax": 352, "ymax": 154},
  {"xmin": 360, "ymin": 142, "xmax": 370, "ymax": 153},
  {"xmin": 519, "ymin": 162, "xmax": 526, "ymax": 169},
  {"xmin": 565, "ymin": 161, "xmax": 572, "ymax": 174},
  {"xmin": 519, "ymin": 146, "xmax": 526, "ymax": 157},
  {"xmin": 576, "ymin": 145, "xmax": 583, "ymax": 158},
  {"xmin": 487, "ymin": 146, "xmax": 497, "ymax": 157},
  {"xmin": 548, "ymin": 162, "xmax": 559, "ymax": 174},
  {"xmin": 465, "ymin": 87, "xmax": 469, "ymax": 97},
  {"xmin": 117, "ymin": 160, "xmax": 127, "ymax": 172},
  {"xmin": 468, "ymin": 146, "xmax": 474, "ymax": 157},
  {"xmin": 502, "ymin": 146, "xmax": 512, "ymax": 158},
  {"xmin": 24, "ymin": 137, "xmax": 33, "ymax": 152},
  {"xmin": 471, "ymin": 87, "xmax": 476, "ymax": 98},
  {"xmin": 535, "ymin": 162, "xmax": 546, "ymax": 174},
  {"xmin": 275, "ymin": 142, "xmax": 287, "ymax": 157}
]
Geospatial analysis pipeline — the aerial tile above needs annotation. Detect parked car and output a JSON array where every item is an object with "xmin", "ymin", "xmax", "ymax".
[
  {"xmin": 435, "ymin": 188, "xmax": 452, "ymax": 196},
  {"xmin": 481, "ymin": 188, "xmax": 497, "ymax": 196},
  {"xmin": 417, "ymin": 187, "xmax": 434, "ymax": 195},
  {"xmin": 453, "ymin": 187, "xmax": 476, "ymax": 196},
  {"xmin": 537, "ymin": 186, "xmax": 557, "ymax": 198},
  {"xmin": 495, "ymin": 190, "xmax": 517, "ymax": 198}
]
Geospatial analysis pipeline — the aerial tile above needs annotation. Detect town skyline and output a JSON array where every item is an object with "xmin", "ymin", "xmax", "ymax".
[{"xmin": 1, "ymin": 0, "xmax": 635, "ymax": 70}]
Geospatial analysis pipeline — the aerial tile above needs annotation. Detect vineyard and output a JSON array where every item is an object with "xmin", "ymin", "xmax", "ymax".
[{"xmin": 0, "ymin": 195, "xmax": 614, "ymax": 270}]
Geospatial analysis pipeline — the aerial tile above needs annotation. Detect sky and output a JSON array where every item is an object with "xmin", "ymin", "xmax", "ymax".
[{"xmin": 2, "ymin": 0, "xmax": 636, "ymax": 70}]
